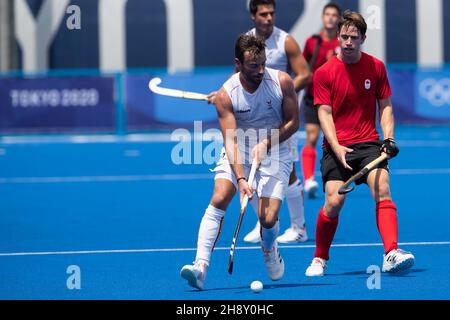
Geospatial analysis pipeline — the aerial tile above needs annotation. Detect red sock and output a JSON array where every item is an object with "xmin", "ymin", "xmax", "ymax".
[
  {"xmin": 301, "ymin": 146, "xmax": 317, "ymax": 181},
  {"xmin": 314, "ymin": 208, "xmax": 339, "ymax": 260},
  {"xmin": 376, "ymin": 200, "xmax": 398, "ymax": 254}
]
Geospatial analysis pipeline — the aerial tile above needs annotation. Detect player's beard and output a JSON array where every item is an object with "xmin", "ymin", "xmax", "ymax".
[
  {"xmin": 241, "ymin": 71, "xmax": 263, "ymax": 89},
  {"xmin": 250, "ymin": 72, "xmax": 264, "ymax": 86}
]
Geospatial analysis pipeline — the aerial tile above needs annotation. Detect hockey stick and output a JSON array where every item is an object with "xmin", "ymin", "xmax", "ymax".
[
  {"xmin": 228, "ymin": 160, "xmax": 258, "ymax": 275},
  {"xmin": 148, "ymin": 77, "xmax": 208, "ymax": 101},
  {"xmin": 338, "ymin": 153, "xmax": 389, "ymax": 195}
]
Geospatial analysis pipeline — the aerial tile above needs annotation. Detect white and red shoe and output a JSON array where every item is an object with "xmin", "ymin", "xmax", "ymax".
[
  {"xmin": 305, "ymin": 257, "xmax": 326, "ymax": 277},
  {"xmin": 276, "ymin": 226, "xmax": 308, "ymax": 243},
  {"xmin": 382, "ymin": 249, "xmax": 415, "ymax": 273},
  {"xmin": 180, "ymin": 260, "xmax": 208, "ymax": 290},
  {"xmin": 263, "ymin": 244, "xmax": 284, "ymax": 281}
]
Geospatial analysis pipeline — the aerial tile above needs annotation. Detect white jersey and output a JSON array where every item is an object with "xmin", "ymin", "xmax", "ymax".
[
  {"xmin": 247, "ymin": 27, "xmax": 289, "ymax": 72},
  {"xmin": 222, "ymin": 67, "xmax": 291, "ymax": 175}
]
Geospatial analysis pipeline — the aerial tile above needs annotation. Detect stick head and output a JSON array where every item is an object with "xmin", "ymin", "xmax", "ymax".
[
  {"xmin": 148, "ymin": 77, "xmax": 162, "ymax": 92},
  {"xmin": 338, "ymin": 185, "xmax": 354, "ymax": 195}
]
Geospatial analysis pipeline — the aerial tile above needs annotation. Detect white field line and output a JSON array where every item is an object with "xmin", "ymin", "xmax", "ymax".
[
  {"xmin": 0, "ymin": 173, "xmax": 214, "ymax": 184},
  {"xmin": 0, "ymin": 241, "xmax": 449, "ymax": 257},
  {"xmin": 0, "ymin": 132, "xmax": 449, "ymax": 146},
  {"xmin": 0, "ymin": 168, "xmax": 449, "ymax": 184}
]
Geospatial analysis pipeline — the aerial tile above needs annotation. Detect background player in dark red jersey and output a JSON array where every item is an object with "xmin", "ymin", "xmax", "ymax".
[
  {"xmin": 305, "ymin": 11, "xmax": 415, "ymax": 277},
  {"xmin": 301, "ymin": 3, "xmax": 341, "ymax": 198}
]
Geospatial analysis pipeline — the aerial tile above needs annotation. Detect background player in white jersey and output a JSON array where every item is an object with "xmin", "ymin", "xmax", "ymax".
[
  {"xmin": 181, "ymin": 34, "xmax": 299, "ymax": 290},
  {"xmin": 242, "ymin": 0, "xmax": 311, "ymax": 244}
]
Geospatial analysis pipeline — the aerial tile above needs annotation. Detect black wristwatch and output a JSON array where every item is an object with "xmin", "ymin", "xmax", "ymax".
[{"xmin": 237, "ymin": 177, "xmax": 247, "ymax": 183}]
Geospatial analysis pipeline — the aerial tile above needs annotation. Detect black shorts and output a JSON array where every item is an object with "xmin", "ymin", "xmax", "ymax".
[
  {"xmin": 303, "ymin": 92, "xmax": 320, "ymax": 125},
  {"xmin": 320, "ymin": 141, "xmax": 389, "ymax": 190}
]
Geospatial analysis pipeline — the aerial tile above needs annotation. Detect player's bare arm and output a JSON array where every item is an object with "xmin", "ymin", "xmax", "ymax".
[
  {"xmin": 215, "ymin": 88, "xmax": 253, "ymax": 200},
  {"xmin": 279, "ymin": 71, "xmax": 300, "ymax": 140},
  {"xmin": 206, "ymin": 91, "xmax": 218, "ymax": 104},
  {"xmin": 285, "ymin": 35, "xmax": 311, "ymax": 92},
  {"xmin": 318, "ymin": 104, "xmax": 353, "ymax": 170},
  {"xmin": 379, "ymin": 97, "xmax": 394, "ymax": 140},
  {"xmin": 378, "ymin": 97, "xmax": 399, "ymax": 158}
]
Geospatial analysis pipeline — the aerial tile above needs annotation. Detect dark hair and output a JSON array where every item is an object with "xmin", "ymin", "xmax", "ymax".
[
  {"xmin": 323, "ymin": 2, "xmax": 342, "ymax": 16},
  {"xmin": 338, "ymin": 10, "xmax": 367, "ymax": 37},
  {"xmin": 249, "ymin": 0, "xmax": 276, "ymax": 15},
  {"xmin": 235, "ymin": 34, "xmax": 266, "ymax": 63}
]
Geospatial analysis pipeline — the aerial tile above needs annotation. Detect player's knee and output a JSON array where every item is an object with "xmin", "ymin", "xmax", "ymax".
[
  {"xmin": 324, "ymin": 196, "xmax": 344, "ymax": 217},
  {"xmin": 259, "ymin": 211, "xmax": 278, "ymax": 228},
  {"xmin": 374, "ymin": 183, "xmax": 391, "ymax": 201},
  {"xmin": 306, "ymin": 137, "xmax": 317, "ymax": 147},
  {"xmin": 380, "ymin": 179, "xmax": 391, "ymax": 194},
  {"xmin": 306, "ymin": 127, "xmax": 320, "ymax": 145},
  {"xmin": 210, "ymin": 193, "xmax": 232, "ymax": 211},
  {"xmin": 308, "ymin": 134, "xmax": 319, "ymax": 145}
]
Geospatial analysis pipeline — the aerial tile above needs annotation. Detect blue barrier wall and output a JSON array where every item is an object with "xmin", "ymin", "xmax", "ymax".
[
  {"xmin": 1, "ymin": 66, "xmax": 449, "ymax": 134},
  {"xmin": 0, "ymin": 75, "xmax": 115, "ymax": 133}
]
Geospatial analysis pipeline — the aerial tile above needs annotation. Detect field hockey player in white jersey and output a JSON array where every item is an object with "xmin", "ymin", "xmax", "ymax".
[
  {"xmin": 208, "ymin": 0, "xmax": 311, "ymax": 245},
  {"xmin": 181, "ymin": 34, "xmax": 299, "ymax": 290}
]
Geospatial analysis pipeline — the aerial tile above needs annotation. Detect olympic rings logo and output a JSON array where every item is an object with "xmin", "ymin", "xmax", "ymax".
[{"xmin": 419, "ymin": 78, "xmax": 450, "ymax": 107}]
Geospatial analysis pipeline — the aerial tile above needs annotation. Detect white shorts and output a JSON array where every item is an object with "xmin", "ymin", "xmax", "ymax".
[{"xmin": 211, "ymin": 149, "xmax": 292, "ymax": 201}]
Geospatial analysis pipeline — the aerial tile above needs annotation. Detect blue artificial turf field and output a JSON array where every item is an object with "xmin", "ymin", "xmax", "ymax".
[{"xmin": 1, "ymin": 126, "xmax": 449, "ymax": 300}]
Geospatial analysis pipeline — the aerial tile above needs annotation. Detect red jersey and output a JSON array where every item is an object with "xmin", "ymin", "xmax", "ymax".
[
  {"xmin": 303, "ymin": 32, "xmax": 340, "ymax": 95},
  {"xmin": 313, "ymin": 52, "xmax": 392, "ymax": 148}
]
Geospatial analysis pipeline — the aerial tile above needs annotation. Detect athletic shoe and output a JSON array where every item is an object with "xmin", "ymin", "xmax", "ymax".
[
  {"xmin": 276, "ymin": 226, "xmax": 308, "ymax": 243},
  {"xmin": 180, "ymin": 260, "xmax": 208, "ymax": 290},
  {"xmin": 263, "ymin": 244, "xmax": 284, "ymax": 281},
  {"xmin": 305, "ymin": 257, "xmax": 326, "ymax": 277},
  {"xmin": 304, "ymin": 178, "xmax": 319, "ymax": 199},
  {"xmin": 243, "ymin": 221, "xmax": 261, "ymax": 243},
  {"xmin": 382, "ymin": 249, "xmax": 415, "ymax": 273}
]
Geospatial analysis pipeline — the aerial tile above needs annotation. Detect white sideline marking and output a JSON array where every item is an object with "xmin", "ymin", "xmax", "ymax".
[
  {"xmin": 1, "ymin": 133, "xmax": 450, "ymax": 146},
  {"xmin": 0, "ymin": 134, "xmax": 178, "ymax": 144},
  {"xmin": 397, "ymin": 140, "xmax": 450, "ymax": 147},
  {"xmin": 0, "ymin": 241, "xmax": 449, "ymax": 257},
  {"xmin": 391, "ymin": 168, "xmax": 450, "ymax": 175},
  {"xmin": 0, "ymin": 173, "xmax": 214, "ymax": 184},
  {"xmin": 0, "ymin": 168, "xmax": 449, "ymax": 184}
]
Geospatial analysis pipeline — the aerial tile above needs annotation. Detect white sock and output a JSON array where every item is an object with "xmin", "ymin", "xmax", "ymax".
[
  {"xmin": 195, "ymin": 205, "xmax": 226, "ymax": 265},
  {"xmin": 261, "ymin": 220, "xmax": 280, "ymax": 252},
  {"xmin": 285, "ymin": 179, "xmax": 305, "ymax": 229}
]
